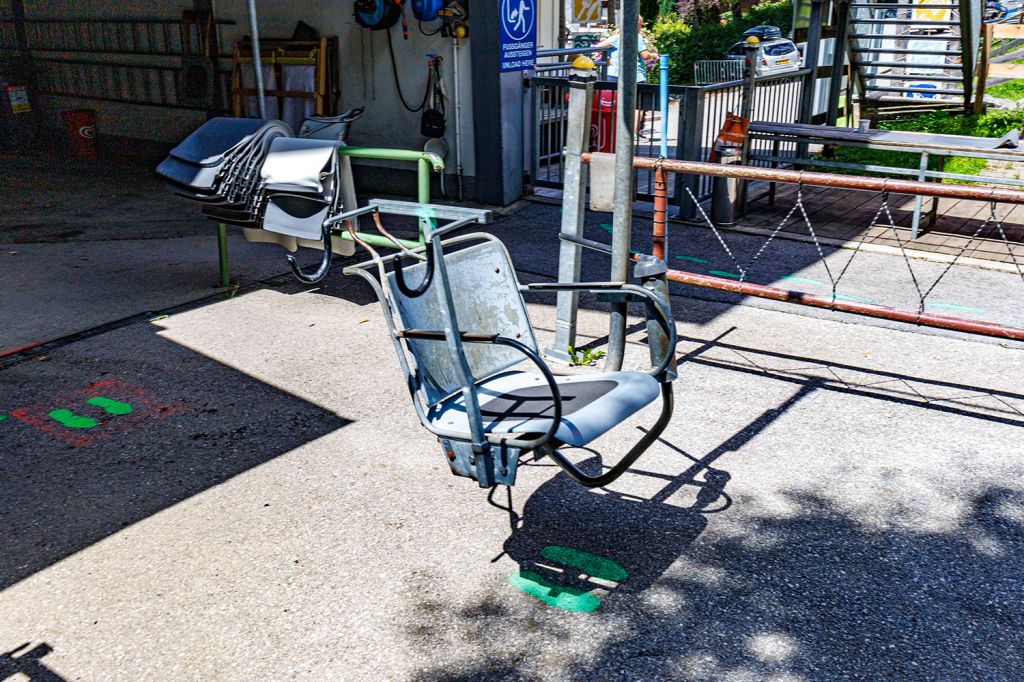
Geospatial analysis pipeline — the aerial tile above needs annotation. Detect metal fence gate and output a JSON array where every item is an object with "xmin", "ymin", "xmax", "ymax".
[{"xmin": 527, "ymin": 68, "xmax": 811, "ymax": 214}]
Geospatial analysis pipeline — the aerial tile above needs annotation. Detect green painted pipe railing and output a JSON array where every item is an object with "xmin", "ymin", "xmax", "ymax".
[{"xmin": 335, "ymin": 147, "xmax": 444, "ymax": 249}]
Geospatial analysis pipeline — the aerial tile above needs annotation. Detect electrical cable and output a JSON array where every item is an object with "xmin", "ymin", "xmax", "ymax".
[{"xmin": 386, "ymin": 27, "xmax": 432, "ymax": 112}]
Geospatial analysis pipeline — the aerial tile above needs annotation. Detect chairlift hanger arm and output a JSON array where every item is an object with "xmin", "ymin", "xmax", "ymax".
[
  {"xmin": 522, "ymin": 282, "xmax": 677, "ymax": 380},
  {"xmin": 545, "ymin": 383, "xmax": 674, "ymax": 489},
  {"xmin": 287, "ymin": 223, "xmax": 334, "ymax": 283}
]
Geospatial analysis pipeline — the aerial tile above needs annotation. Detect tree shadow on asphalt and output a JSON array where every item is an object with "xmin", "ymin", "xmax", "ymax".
[
  {"xmin": 0, "ymin": 324, "xmax": 350, "ymax": 591},
  {"xmin": 405, "ymin": 368, "xmax": 1024, "ymax": 681},
  {"xmin": 409, "ymin": 481, "xmax": 1024, "ymax": 681}
]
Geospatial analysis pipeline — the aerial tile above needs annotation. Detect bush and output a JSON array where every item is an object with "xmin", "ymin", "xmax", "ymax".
[
  {"xmin": 746, "ymin": 0, "xmax": 794, "ymax": 33},
  {"xmin": 650, "ymin": 0, "xmax": 794, "ymax": 85}
]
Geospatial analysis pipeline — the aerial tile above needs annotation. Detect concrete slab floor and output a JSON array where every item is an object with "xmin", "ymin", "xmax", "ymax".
[
  {"xmin": 0, "ymin": 148, "xmax": 294, "ymax": 353},
  {"xmin": 1, "ymin": 262, "xmax": 1023, "ymax": 681},
  {"xmin": 2, "ymin": 148, "xmax": 1024, "ymax": 680}
]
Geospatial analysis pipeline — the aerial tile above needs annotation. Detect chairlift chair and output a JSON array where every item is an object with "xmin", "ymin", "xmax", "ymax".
[{"xmin": 343, "ymin": 200, "xmax": 679, "ymax": 488}]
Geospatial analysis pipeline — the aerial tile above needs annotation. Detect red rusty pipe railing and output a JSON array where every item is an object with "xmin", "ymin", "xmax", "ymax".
[
  {"xmin": 603, "ymin": 154, "xmax": 1024, "ymax": 341},
  {"xmin": 651, "ymin": 161, "xmax": 668, "ymax": 261},
  {"xmin": 662, "ymin": 268, "xmax": 1024, "ymax": 341},
  {"xmin": 582, "ymin": 154, "xmax": 1024, "ymax": 204}
]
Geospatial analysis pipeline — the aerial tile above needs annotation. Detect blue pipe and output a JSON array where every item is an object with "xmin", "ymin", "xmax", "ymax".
[{"xmin": 659, "ymin": 54, "xmax": 669, "ymax": 159}]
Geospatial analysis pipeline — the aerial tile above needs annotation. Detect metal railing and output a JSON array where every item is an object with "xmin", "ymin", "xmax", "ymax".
[
  {"xmin": 533, "ymin": 46, "xmax": 609, "ymax": 78},
  {"xmin": 693, "ymin": 60, "xmax": 745, "ymax": 85},
  {"xmin": 528, "ymin": 76, "xmax": 685, "ymax": 202},
  {"xmin": 587, "ymin": 153, "xmax": 1024, "ymax": 342},
  {"xmin": 527, "ymin": 67, "xmax": 810, "ymax": 214}
]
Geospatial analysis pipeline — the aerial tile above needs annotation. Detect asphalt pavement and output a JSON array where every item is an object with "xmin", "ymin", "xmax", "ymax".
[{"xmin": 3, "ymin": 192, "xmax": 1024, "ymax": 680}]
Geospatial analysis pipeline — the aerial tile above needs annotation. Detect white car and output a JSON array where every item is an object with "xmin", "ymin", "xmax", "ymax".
[{"xmin": 726, "ymin": 38, "xmax": 802, "ymax": 77}]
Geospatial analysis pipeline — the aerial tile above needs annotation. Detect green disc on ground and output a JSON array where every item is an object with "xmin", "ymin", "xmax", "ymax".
[
  {"xmin": 507, "ymin": 570, "xmax": 602, "ymax": 612},
  {"xmin": 86, "ymin": 396, "xmax": 134, "ymax": 415},
  {"xmin": 48, "ymin": 409, "xmax": 98, "ymax": 429},
  {"xmin": 541, "ymin": 546, "xmax": 628, "ymax": 582}
]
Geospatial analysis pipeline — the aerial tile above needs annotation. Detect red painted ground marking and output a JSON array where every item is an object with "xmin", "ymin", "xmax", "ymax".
[
  {"xmin": 74, "ymin": 378, "xmax": 185, "ymax": 419},
  {"xmin": 5, "ymin": 377, "xmax": 190, "ymax": 447}
]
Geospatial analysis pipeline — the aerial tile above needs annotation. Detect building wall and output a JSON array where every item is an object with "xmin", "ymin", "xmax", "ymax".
[{"xmin": 23, "ymin": 0, "xmax": 476, "ymax": 185}]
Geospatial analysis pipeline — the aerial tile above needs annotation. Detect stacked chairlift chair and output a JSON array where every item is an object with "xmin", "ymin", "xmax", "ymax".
[{"xmin": 156, "ymin": 110, "xmax": 363, "ymax": 280}]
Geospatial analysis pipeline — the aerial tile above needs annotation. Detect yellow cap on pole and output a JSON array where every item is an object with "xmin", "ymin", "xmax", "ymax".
[{"xmin": 572, "ymin": 55, "xmax": 595, "ymax": 70}]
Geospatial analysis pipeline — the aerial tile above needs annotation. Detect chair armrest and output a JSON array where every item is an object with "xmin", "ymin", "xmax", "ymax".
[
  {"xmin": 522, "ymin": 281, "xmax": 677, "ymax": 379},
  {"xmin": 398, "ymin": 330, "xmax": 563, "ymax": 452}
]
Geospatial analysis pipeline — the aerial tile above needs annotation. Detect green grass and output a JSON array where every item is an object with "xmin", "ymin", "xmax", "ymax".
[{"xmin": 986, "ymin": 79, "xmax": 1024, "ymax": 101}]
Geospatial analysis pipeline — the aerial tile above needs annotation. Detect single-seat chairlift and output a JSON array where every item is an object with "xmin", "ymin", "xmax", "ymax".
[{"xmin": 343, "ymin": 200, "xmax": 678, "ymax": 488}]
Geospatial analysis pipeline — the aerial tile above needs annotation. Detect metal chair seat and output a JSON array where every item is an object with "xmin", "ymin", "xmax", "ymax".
[{"xmin": 428, "ymin": 369, "xmax": 660, "ymax": 447}]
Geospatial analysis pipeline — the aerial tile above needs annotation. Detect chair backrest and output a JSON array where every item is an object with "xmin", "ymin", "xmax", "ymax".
[{"xmin": 386, "ymin": 237, "xmax": 538, "ymax": 406}]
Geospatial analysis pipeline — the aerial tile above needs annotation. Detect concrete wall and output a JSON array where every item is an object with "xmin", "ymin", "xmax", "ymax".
[
  {"xmin": 22, "ymin": 0, "xmax": 476, "ymax": 192},
  {"xmin": 214, "ymin": 0, "xmax": 476, "ymax": 182}
]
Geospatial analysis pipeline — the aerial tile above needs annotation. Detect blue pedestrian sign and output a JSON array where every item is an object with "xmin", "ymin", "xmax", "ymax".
[{"xmin": 499, "ymin": 0, "xmax": 537, "ymax": 72}]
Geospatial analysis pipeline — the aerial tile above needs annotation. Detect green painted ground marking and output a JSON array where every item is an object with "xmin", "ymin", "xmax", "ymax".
[
  {"xmin": 87, "ymin": 396, "xmax": 133, "ymax": 415},
  {"xmin": 708, "ymin": 270, "xmax": 742, "ymax": 280},
  {"xmin": 927, "ymin": 302, "xmax": 987, "ymax": 314},
  {"xmin": 599, "ymin": 223, "xmax": 613, "ymax": 234},
  {"xmin": 781, "ymin": 275, "xmax": 825, "ymax": 286},
  {"xmin": 508, "ymin": 571, "xmax": 602, "ymax": 612},
  {"xmin": 541, "ymin": 546, "xmax": 628, "ymax": 582},
  {"xmin": 48, "ymin": 409, "xmax": 98, "ymax": 429},
  {"xmin": 0, "ymin": 414, "xmax": 6, "ymax": 423},
  {"xmin": 675, "ymin": 255, "xmax": 709, "ymax": 264}
]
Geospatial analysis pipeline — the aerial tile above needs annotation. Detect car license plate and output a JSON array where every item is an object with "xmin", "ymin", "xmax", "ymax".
[{"xmin": 777, "ymin": 59, "xmax": 790, "ymax": 65}]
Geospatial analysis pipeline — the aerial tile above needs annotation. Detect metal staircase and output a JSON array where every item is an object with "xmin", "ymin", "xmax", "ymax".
[{"xmin": 845, "ymin": 0, "xmax": 981, "ymax": 115}]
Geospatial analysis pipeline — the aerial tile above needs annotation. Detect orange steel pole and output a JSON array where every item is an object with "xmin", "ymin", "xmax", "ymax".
[
  {"xmin": 652, "ymin": 162, "xmax": 668, "ymax": 261},
  {"xmin": 662, "ymin": 268, "xmax": 1024, "ymax": 341}
]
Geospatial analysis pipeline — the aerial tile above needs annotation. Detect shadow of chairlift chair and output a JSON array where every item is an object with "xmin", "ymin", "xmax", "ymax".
[{"xmin": 339, "ymin": 199, "xmax": 679, "ymax": 488}]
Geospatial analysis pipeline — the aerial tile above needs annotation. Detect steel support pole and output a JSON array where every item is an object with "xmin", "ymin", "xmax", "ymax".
[
  {"xmin": 216, "ymin": 222, "xmax": 230, "ymax": 287},
  {"xmin": 245, "ymin": 0, "xmax": 267, "ymax": 118},
  {"xmin": 549, "ymin": 60, "xmax": 596, "ymax": 362},
  {"xmin": 659, "ymin": 54, "xmax": 669, "ymax": 159},
  {"xmin": 827, "ymin": 0, "xmax": 851, "ymax": 126},
  {"xmin": 798, "ymin": 0, "xmax": 825, "ymax": 125},
  {"xmin": 676, "ymin": 87, "xmax": 703, "ymax": 220},
  {"xmin": 737, "ymin": 39, "xmax": 758, "ymax": 216},
  {"xmin": 606, "ymin": 0, "xmax": 640, "ymax": 372}
]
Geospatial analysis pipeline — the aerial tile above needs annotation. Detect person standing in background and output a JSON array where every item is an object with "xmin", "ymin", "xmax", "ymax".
[
  {"xmin": 594, "ymin": 17, "xmax": 658, "ymax": 84},
  {"xmin": 594, "ymin": 17, "xmax": 659, "ymax": 138}
]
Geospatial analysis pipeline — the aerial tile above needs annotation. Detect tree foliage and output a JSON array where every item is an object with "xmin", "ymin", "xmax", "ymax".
[{"xmin": 649, "ymin": 0, "xmax": 794, "ymax": 84}]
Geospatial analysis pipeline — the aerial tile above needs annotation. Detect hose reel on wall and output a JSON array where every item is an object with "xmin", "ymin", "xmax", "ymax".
[
  {"xmin": 411, "ymin": 0, "xmax": 443, "ymax": 21},
  {"xmin": 354, "ymin": 0, "xmax": 404, "ymax": 30}
]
